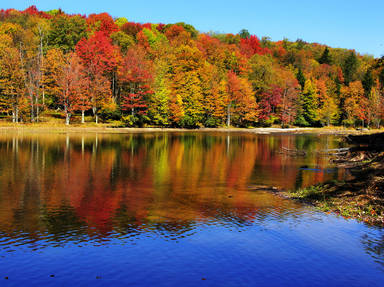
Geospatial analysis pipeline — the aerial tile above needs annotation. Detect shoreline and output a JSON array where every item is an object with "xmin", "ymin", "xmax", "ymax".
[
  {"xmin": 274, "ymin": 133, "xmax": 384, "ymax": 227},
  {"xmin": 0, "ymin": 125, "xmax": 378, "ymax": 135},
  {"xmin": 275, "ymin": 183, "xmax": 384, "ymax": 227}
]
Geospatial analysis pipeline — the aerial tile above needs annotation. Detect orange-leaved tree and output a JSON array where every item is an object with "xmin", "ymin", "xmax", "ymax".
[
  {"xmin": 226, "ymin": 71, "xmax": 258, "ymax": 127},
  {"xmin": 341, "ymin": 81, "xmax": 368, "ymax": 127}
]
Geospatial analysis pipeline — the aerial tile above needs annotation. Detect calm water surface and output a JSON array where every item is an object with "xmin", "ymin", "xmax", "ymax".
[{"xmin": 0, "ymin": 132, "xmax": 383, "ymax": 286}]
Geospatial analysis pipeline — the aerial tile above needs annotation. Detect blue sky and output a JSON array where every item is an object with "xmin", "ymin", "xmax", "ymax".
[{"xmin": 4, "ymin": 0, "xmax": 384, "ymax": 57}]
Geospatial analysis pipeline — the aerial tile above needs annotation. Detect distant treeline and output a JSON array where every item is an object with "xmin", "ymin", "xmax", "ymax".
[{"xmin": 0, "ymin": 6, "xmax": 383, "ymax": 127}]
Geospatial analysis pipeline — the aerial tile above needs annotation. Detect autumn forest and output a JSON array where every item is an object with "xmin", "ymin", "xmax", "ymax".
[{"xmin": 0, "ymin": 6, "xmax": 383, "ymax": 128}]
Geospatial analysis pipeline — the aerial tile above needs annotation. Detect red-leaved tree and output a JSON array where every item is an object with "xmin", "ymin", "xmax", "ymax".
[
  {"xmin": 240, "ymin": 35, "xmax": 270, "ymax": 58},
  {"xmin": 76, "ymin": 31, "xmax": 117, "ymax": 122},
  {"xmin": 58, "ymin": 53, "xmax": 85, "ymax": 125},
  {"xmin": 258, "ymin": 85, "xmax": 283, "ymax": 121},
  {"xmin": 118, "ymin": 47, "xmax": 153, "ymax": 119},
  {"xmin": 87, "ymin": 13, "xmax": 118, "ymax": 36}
]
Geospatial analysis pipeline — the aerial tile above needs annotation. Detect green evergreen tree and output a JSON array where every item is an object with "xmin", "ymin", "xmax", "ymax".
[
  {"xmin": 318, "ymin": 47, "xmax": 331, "ymax": 65},
  {"xmin": 379, "ymin": 68, "xmax": 384, "ymax": 88},
  {"xmin": 295, "ymin": 39, "xmax": 306, "ymax": 50},
  {"xmin": 342, "ymin": 52, "xmax": 358, "ymax": 85},
  {"xmin": 362, "ymin": 70, "xmax": 374, "ymax": 96},
  {"xmin": 296, "ymin": 68, "xmax": 306, "ymax": 91},
  {"xmin": 300, "ymin": 79, "xmax": 318, "ymax": 126},
  {"xmin": 239, "ymin": 29, "xmax": 250, "ymax": 39}
]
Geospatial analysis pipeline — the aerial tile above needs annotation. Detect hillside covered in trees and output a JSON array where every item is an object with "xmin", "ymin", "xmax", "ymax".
[{"xmin": 0, "ymin": 6, "xmax": 383, "ymax": 128}]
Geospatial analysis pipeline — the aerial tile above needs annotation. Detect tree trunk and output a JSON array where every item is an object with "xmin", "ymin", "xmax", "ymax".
[
  {"xmin": 95, "ymin": 114, "xmax": 98, "ymax": 124},
  {"xmin": 92, "ymin": 106, "xmax": 98, "ymax": 123},
  {"xmin": 227, "ymin": 103, "xmax": 231, "ymax": 127},
  {"xmin": 30, "ymin": 97, "xmax": 34, "ymax": 123},
  {"xmin": 39, "ymin": 25, "xmax": 45, "ymax": 111},
  {"xmin": 81, "ymin": 110, "xmax": 85, "ymax": 124},
  {"xmin": 65, "ymin": 105, "xmax": 70, "ymax": 125},
  {"xmin": 36, "ymin": 99, "xmax": 39, "ymax": 123},
  {"xmin": 66, "ymin": 113, "xmax": 71, "ymax": 125},
  {"xmin": 65, "ymin": 113, "xmax": 70, "ymax": 125},
  {"xmin": 112, "ymin": 72, "xmax": 116, "ymax": 102}
]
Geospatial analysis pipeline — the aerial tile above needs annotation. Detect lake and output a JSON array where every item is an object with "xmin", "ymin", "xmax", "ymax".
[{"xmin": 0, "ymin": 132, "xmax": 383, "ymax": 286}]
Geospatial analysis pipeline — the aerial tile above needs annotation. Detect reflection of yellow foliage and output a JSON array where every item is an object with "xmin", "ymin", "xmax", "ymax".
[
  {"xmin": 0, "ymin": 133, "xmax": 347, "ymax": 236},
  {"xmin": 174, "ymin": 140, "xmax": 184, "ymax": 171}
]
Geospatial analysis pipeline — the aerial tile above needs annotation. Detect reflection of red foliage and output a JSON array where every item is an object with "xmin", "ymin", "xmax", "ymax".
[
  {"xmin": 65, "ymin": 148, "xmax": 154, "ymax": 234},
  {"xmin": 0, "ymin": 134, "xmax": 347, "ymax": 236}
]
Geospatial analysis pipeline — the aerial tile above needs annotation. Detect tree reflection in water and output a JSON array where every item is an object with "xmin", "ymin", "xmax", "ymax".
[{"xmin": 0, "ymin": 132, "xmax": 347, "ymax": 243}]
